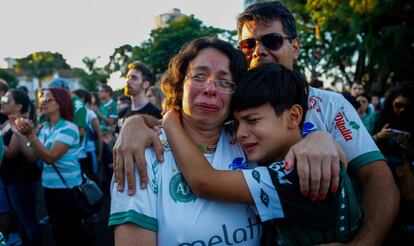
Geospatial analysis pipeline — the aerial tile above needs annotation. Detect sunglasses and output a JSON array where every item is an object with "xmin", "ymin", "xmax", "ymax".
[
  {"xmin": 40, "ymin": 96, "xmax": 56, "ymax": 104},
  {"xmin": 1, "ymin": 96, "xmax": 10, "ymax": 104},
  {"xmin": 239, "ymin": 33, "xmax": 293, "ymax": 54}
]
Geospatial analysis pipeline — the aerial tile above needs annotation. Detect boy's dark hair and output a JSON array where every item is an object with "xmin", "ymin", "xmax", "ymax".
[
  {"xmin": 128, "ymin": 61, "xmax": 154, "ymax": 84},
  {"xmin": 231, "ymin": 63, "xmax": 309, "ymax": 128},
  {"xmin": 72, "ymin": 89, "xmax": 92, "ymax": 104},
  {"xmin": 100, "ymin": 84, "xmax": 113, "ymax": 96},
  {"xmin": 237, "ymin": 1, "xmax": 297, "ymax": 39}
]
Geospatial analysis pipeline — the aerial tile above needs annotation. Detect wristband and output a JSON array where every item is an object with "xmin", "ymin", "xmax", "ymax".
[{"xmin": 26, "ymin": 136, "xmax": 38, "ymax": 147}]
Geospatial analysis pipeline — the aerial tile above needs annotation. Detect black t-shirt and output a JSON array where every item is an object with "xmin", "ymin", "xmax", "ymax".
[
  {"xmin": 0, "ymin": 129, "xmax": 42, "ymax": 184},
  {"xmin": 116, "ymin": 103, "xmax": 162, "ymax": 133},
  {"xmin": 0, "ymin": 113, "xmax": 8, "ymax": 125}
]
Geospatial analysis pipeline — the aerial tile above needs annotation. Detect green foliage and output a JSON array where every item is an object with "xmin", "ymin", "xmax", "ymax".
[
  {"xmin": 0, "ymin": 69, "xmax": 18, "ymax": 89},
  {"xmin": 303, "ymin": 0, "xmax": 414, "ymax": 91},
  {"xmin": 74, "ymin": 57, "xmax": 109, "ymax": 91},
  {"xmin": 14, "ymin": 52, "xmax": 70, "ymax": 86},
  {"xmin": 106, "ymin": 15, "xmax": 232, "ymax": 80}
]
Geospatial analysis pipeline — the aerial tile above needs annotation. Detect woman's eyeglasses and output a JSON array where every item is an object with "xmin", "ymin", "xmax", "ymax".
[
  {"xmin": 40, "ymin": 96, "xmax": 55, "ymax": 104},
  {"xmin": 239, "ymin": 33, "xmax": 293, "ymax": 55},
  {"xmin": 185, "ymin": 73, "xmax": 236, "ymax": 94}
]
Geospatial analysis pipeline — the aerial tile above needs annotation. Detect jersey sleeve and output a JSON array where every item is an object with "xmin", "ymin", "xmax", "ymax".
[
  {"xmin": 242, "ymin": 162, "xmax": 337, "ymax": 228},
  {"xmin": 109, "ymin": 149, "xmax": 159, "ymax": 232},
  {"xmin": 328, "ymin": 95, "xmax": 384, "ymax": 175}
]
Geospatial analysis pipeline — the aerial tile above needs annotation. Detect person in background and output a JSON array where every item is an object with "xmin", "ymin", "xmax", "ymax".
[
  {"xmin": 96, "ymin": 84, "xmax": 117, "ymax": 140},
  {"xmin": 0, "ymin": 89, "xmax": 41, "ymax": 245},
  {"xmin": 0, "ymin": 79, "xmax": 9, "ymax": 126},
  {"xmin": 350, "ymin": 81, "xmax": 365, "ymax": 98},
  {"xmin": 372, "ymin": 81, "xmax": 414, "ymax": 243},
  {"xmin": 371, "ymin": 92, "xmax": 382, "ymax": 112},
  {"xmin": 115, "ymin": 95, "xmax": 131, "ymax": 135},
  {"xmin": 48, "ymin": 78, "xmax": 89, "ymax": 181},
  {"xmin": 72, "ymin": 89, "xmax": 103, "ymax": 180},
  {"xmin": 145, "ymin": 85, "xmax": 164, "ymax": 110},
  {"xmin": 120, "ymin": 61, "xmax": 162, "ymax": 129},
  {"xmin": 356, "ymin": 92, "xmax": 375, "ymax": 134},
  {"xmin": 15, "ymin": 88, "xmax": 87, "ymax": 246}
]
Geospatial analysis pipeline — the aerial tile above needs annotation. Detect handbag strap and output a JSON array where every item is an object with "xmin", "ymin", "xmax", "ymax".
[{"xmin": 51, "ymin": 163, "xmax": 70, "ymax": 189}]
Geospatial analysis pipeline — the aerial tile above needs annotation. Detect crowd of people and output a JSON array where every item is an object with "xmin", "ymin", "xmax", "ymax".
[{"xmin": 0, "ymin": 1, "xmax": 413, "ymax": 246}]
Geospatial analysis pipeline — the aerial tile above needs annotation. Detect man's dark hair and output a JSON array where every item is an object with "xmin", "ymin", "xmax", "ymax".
[
  {"xmin": 237, "ymin": 1, "xmax": 297, "ymax": 39},
  {"xmin": 118, "ymin": 95, "xmax": 132, "ymax": 105},
  {"xmin": 0, "ymin": 79, "xmax": 8, "ymax": 92},
  {"xmin": 231, "ymin": 63, "xmax": 308, "ymax": 128},
  {"xmin": 128, "ymin": 61, "xmax": 154, "ymax": 84}
]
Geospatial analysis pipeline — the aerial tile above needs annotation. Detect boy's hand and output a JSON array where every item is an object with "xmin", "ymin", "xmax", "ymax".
[
  {"xmin": 113, "ymin": 115, "xmax": 164, "ymax": 195},
  {"xmin": 285, "ymin": 131, "xmax": 347, "ymax": 201}
]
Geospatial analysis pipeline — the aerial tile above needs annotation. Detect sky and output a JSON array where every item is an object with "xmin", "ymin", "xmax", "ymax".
[{"xmin": 0, "ymin": 0, "xmax": 244, "ymax": 89}]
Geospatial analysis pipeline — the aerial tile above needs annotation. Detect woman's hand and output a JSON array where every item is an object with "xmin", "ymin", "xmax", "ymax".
[
  {"xmin": 375, "ymin": 123, "xmax": 392, "ymax": 140},
  {"xmin": 285, "ymin": 131, "xmax": 347, "ymax": 201},
  {"xmin": 15, "ymin": 118, "xmax": 36, "ymax": 138}
]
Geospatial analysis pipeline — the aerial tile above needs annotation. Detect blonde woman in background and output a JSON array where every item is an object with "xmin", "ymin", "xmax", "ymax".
[{"xmin": 145, "ymin": 85, "xmax": 164, "ymax": 110}]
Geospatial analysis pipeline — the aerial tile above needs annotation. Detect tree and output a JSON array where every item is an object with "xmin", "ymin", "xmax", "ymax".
[
  {"xmin": 303, "ymin": 0, "xmax": 414, "ymax": 91},
  {"xmin": 106, "ymin": 15, "xmax": 233, "ymax": 80},
  {"xmin": 0, "ymin": 69, "xmax": 18, "ymax": 89},
  {"xmin": 74, "ymin": 57, "xmax": 110, "ymax": 91},
  {"xmin": 14, "ymin": 51, "xmax": 70, "ymax": 87}
]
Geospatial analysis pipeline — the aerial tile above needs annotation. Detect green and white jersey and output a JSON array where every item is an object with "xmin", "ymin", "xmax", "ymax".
[
  {"xmin": 99, "ymin": 98, "xmax": 117, "ymax": 132},
  {"xmin": 38, "ymin": 119, "xmax": 82, "ymax": 189},
  {"xmin": 73, "ymin": 96, "xmax": 87, "ymax": 158},
  {"xmin": 303, "ymin": 87, "xmax": 384, "ymax": 175},
  {"xmin": 110, "ymin": 129, "xmax": 261, "ymax": 245}
]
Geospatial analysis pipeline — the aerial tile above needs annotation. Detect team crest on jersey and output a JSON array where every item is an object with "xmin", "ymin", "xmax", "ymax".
[
  {"xmin": 161, "ymin": 139, "xmax": 171, "ymax": 152},
  {"xmin": 228, "ymin": 157, "xmax": 248, "ymax": 170},
  {"xmin": 334, "ymin": 111, "xmax": 358, "ymax": 141},
  {"xmin": 268, "ymin": 161, "xmax": 293, "ymax": 185},
  {"xmin": 169, "ymin": 173, "xmax": 197, "ymax": 203},
  {"xmin": 302, "ymin": 122, "xmax": 317, "ymax": 137},
  {"xmin": 73, "ymin": 99, "xmax": 84, "ymax": 112},
  {"xmin": 308, "ymin": 96, "xmax": 323, "ymax": 113}
]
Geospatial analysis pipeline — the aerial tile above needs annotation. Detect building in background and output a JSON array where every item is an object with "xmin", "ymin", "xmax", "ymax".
[
  {"xmin": 154, "ymin": 8, "xmax": 185, "ymax": 29},
  {"xmin": 3, "ymin": 58, "xmax": 83, "ymax": 100}
]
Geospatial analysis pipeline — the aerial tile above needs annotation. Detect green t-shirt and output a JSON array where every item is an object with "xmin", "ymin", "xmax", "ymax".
[
  {"xmin": 72, "ymin": 96, "xmax": 87, "ymax": 130},
  {"xmin": 99, "ymin": 99, "xmax": 118, "ymax": 132}
]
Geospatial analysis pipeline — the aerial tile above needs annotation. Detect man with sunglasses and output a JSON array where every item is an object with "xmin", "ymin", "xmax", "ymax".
[
  {"xmin": 237, "ymin": 3, "xmax": 397, "ymax": 245},
  {"xmin": 113, "ymin": 2, "xmax": 398, "ymax": 245}
]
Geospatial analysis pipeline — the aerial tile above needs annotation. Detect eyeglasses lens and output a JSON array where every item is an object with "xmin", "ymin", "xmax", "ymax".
[{"xmin": 261, "ymin": 33, "xmax": 284, "ymax": 51}]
